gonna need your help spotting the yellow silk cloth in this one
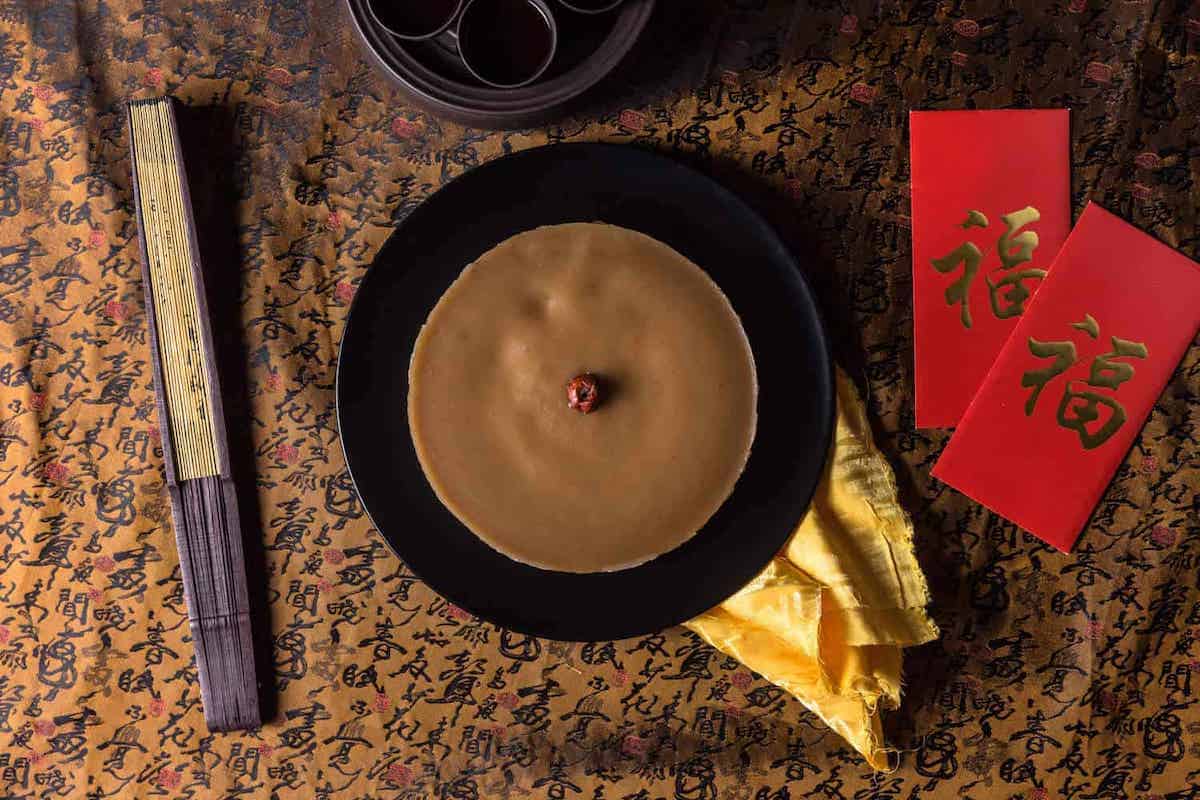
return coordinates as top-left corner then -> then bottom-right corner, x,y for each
685,367 -> 939,770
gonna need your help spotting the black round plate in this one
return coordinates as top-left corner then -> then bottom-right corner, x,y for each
337,144 -> 834,641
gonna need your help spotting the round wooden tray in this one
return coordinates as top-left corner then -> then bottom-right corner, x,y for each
343,0 -> 655,129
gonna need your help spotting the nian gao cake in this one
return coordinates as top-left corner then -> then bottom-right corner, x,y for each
408,223 -> 757,572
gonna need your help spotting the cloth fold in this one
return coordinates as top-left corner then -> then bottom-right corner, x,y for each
686,367 -> 939,769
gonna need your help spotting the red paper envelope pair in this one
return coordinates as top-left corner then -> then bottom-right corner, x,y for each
932,204 -> 1200,551
913,111 -> 1200,551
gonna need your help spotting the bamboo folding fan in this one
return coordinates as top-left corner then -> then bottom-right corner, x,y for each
127,97 -> 259,731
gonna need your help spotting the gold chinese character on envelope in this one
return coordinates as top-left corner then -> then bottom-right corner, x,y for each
931,206 -> 1047,329
1021,313 -> 1149,450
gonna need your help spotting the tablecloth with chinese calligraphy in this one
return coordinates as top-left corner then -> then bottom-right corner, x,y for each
1,1 -> 1198,798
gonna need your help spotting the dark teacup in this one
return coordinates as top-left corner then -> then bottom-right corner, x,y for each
367,0 -> 465,40
457,0 -> 558,89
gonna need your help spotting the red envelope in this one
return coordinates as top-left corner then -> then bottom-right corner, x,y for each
933,204 -> 1200,552
911,109 -> 1071,428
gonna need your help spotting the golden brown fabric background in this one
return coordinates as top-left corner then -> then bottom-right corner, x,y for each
0,1 -> 1198,798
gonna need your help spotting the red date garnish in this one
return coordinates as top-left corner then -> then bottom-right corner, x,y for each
566,373 -> 600,414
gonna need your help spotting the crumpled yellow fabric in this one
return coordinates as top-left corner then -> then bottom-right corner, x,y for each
685,367 -> 939,770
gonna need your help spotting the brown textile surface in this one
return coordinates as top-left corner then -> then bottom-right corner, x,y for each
0,1 -> 1198,798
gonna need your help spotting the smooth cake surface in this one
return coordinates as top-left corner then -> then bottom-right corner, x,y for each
408,223 -> 757,572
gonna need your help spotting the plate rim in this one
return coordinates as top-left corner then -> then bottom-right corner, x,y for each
336,142 -> 835,640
